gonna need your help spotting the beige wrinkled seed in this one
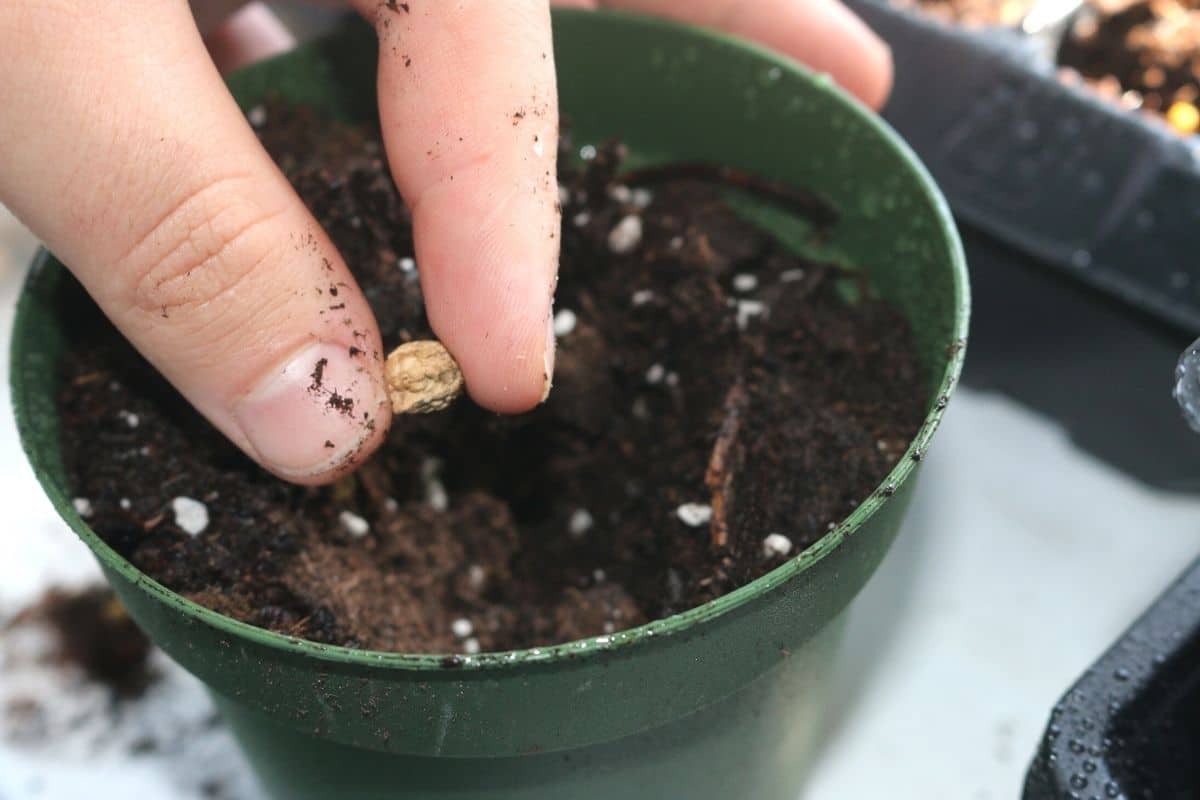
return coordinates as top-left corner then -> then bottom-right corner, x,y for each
385,341 -> 464,414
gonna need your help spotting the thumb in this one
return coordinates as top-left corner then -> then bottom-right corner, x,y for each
0,2 -> 390,484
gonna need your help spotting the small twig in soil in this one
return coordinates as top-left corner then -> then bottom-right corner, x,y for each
705,380 -> 749,550
71,371 -> 109,386
619,163 -> 838,230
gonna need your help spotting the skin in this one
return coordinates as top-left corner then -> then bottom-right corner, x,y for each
0,0 -> 891,485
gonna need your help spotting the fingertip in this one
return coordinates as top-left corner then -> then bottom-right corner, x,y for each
852,28 -> 894,111
204,2 -> 295,75
443,302 -> 555,415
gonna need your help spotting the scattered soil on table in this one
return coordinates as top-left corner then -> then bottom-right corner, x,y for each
56,100 -> 928,654
5,586 -> 153,697
1060,0 -> 1200,134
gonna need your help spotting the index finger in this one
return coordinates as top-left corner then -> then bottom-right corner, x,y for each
601,0 -> 893,109
354,0 -> 560,413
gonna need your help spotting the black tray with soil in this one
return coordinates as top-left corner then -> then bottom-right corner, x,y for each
847,0 -> 1200,495
847,0 -> 1200,335
55,101 -> 928,655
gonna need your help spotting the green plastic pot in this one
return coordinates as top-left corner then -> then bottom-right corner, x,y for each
11,10 -> 968,800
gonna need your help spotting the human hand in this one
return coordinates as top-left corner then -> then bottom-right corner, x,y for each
0,0 -> 890,485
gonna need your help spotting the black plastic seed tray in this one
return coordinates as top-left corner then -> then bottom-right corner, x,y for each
1023,555 -> 1200,799
845,0 -> 1200,491
846,0 -> 1200,333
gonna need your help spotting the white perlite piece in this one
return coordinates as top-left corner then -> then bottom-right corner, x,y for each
666,568 -> 685,603
421,458 -> 449,512
339,510 -> 370,539
398,257 -> 416,273
568,508 -> 594,538
736,300 -> 768,331
608,185 -> 632,204
780,268 -> 806,283
172,497 -> 209,537
572,211 -> 591,227
631,396 -> 649,420
669,235 -> 684,251
451,618 -> 474,639
463,637 -> 481,655
467,564 -> 487,589
645,363 -> 665,385
247,105 -> 267,127
676,503 -> 713,527
732,273 -> 759,293
553,309 -> 577,337
607,215 -> 643,255
72,498 -> 93,518
579,144 -> 597,160
762,533 -> 794,558
385,340 -> 464,414
118,410 -> 139,428
119,498 -> 131,511
631,187 -> 653,209
631,289 -> 655,307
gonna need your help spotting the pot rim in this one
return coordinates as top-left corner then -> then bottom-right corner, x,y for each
12,8 -> 969,675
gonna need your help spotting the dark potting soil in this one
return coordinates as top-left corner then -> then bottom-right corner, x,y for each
1060,0 -> 1200,133
56,101 -> 928,654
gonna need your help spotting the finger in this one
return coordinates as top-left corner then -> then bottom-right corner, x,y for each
191,0 -> 252,36
600,0 -> 893,109
0,1 -> 389,484
351,0 -> 560,413
204,2 -> 295,74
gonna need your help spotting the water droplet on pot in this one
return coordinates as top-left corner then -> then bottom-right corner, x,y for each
1070,774 -> 1088,790
1104,780 -> 1120,797
1113,667 -> 1130,681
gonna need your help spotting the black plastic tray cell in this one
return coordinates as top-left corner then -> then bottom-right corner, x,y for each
960,224 -> 1200,492
847,0 -> 1200,333
1024,557 -> 1200,799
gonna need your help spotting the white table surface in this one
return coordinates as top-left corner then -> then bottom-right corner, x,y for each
0,203 -> 1197,800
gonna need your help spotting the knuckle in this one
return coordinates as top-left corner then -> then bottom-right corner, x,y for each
117,175 -> 285,317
